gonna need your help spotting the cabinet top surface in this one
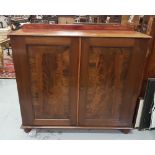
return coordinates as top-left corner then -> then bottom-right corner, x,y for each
9,24 -> 151,39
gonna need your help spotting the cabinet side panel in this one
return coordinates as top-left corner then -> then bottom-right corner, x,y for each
141,49 -> 155,96
10,36 -> 34,125
119,39 -> 149,123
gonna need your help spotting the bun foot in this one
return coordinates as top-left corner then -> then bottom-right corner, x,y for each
24,128 -> 32,133
120,129 -> 130,134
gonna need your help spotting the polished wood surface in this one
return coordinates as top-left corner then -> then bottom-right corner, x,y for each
11,36 -> 79,126
140,17 -> 155,96
22,24 -> 135,31
79,38 -> 148,127
9,24 -> 151,38
21,125 -> 132,130
10,24 -> 150,132
146,50 -> 155,77
11,36 -> 34,125
28,46 -> 71,119
27,38 -> 79,126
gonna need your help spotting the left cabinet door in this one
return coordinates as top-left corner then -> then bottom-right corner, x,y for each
11,36 -> 79,126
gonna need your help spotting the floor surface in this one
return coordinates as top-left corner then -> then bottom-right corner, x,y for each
0,79 -> 155,140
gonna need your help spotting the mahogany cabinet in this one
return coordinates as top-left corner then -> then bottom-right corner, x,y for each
140,17 -> 155,96
9,24 -> 150,133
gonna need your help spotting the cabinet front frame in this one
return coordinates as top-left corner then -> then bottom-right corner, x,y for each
11,36 -> 79,126
11,36 -> 149,128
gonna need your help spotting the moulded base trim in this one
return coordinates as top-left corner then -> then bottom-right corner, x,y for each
21,125 -> 132,130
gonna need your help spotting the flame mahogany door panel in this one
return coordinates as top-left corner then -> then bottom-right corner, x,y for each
78,38 -> 148,127
11,36 -> 79,126
11,35 -> 149,129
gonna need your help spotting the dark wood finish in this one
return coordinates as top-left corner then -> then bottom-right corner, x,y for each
120,129 -> 130,134
9,24 -> 150,39
24,128 -> 32,133
9,24 -> 150,133
141,17 -> 155,96
145,50 -> 155,78
21,125 -> 132,130
11,36 -> 79,126
79,38 -> 148,127
22,23 -> 135,31
11,36 -> 34,125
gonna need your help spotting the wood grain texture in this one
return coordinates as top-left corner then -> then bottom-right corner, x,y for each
140,17 -> 155,96
145,50 -> 155,77
11,36 -> 79,126
79,38 -> 148,127
141,50 -> 155,96
22,24 -> 135,31
10,36 -> 34,126
9,24 -> 151,38
28,46 -> 71,119
10,25 -> 150,131
28,38 -> 79,126
21,125 -> 132,130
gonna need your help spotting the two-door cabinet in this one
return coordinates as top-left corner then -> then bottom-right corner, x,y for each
9,24 -> 151,133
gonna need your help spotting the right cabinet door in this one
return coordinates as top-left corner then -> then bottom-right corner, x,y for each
79,38 -> 148,127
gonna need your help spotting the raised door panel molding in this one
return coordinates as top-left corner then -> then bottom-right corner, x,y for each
27,42 -> 79,126
79,38 -> 148,127
28,46 -> 71,119
11,37 -> 79,126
